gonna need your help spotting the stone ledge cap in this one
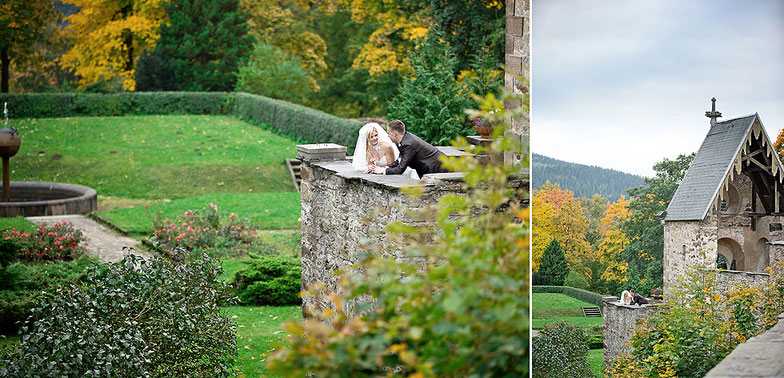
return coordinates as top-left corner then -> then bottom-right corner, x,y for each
297,143 -> 347,162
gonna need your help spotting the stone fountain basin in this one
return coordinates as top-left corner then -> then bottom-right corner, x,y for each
0,181 -> 97,218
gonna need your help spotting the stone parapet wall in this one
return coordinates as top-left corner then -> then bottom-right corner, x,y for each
714,269 -> 769,292
707,312 -> 784,377
298,144 -> 529,315
603,300 -> 662,366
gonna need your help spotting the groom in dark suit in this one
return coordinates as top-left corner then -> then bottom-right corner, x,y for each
366,120 -> 447,178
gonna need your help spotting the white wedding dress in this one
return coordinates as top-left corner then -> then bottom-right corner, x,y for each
353,123 -> 419,180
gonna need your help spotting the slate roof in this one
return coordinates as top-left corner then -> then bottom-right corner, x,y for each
665,114 -> 761,221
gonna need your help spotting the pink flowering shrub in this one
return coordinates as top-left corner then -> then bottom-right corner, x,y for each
4,222 -> 88,262
150,203 -> 258,257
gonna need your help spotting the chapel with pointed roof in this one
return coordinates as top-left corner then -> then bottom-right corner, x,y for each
662,100 -> 784,294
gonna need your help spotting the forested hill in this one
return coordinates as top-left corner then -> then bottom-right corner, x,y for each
532,154 -> 645,201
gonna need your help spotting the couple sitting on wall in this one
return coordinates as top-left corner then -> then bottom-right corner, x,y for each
620,289 -> 649,306
352,120 -> 448,180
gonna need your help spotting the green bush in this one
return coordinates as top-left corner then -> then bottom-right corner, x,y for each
134,50 -> 180,91
0,251 -> 237,377
237,42 -> 312,103
0,92 -> 234,118
234,92 -> 362,154
532,285 -> 604,308
0,255 -> 100,334
564,270 -> 590,290
533,321 -> 594,378
562,286 -> 604,308
231,255 -> 301,306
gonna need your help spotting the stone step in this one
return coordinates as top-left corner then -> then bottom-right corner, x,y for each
582,306 -> 602,317
286,158 -> 302,192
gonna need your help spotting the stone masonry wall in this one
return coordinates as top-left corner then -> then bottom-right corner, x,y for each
505,0 -> 530,166
663,220 -> 716,295
603,299 -> 662,366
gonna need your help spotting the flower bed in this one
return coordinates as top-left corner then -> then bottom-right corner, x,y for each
4,222 -> 88,262
150,203 -> 258,258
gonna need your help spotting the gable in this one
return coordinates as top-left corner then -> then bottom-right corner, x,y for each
665,114 -> 784,221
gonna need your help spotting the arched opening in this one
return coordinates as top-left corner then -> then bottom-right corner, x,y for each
721,183 -> 741,214
718,238 -> 744,271
753,237 -> 770,272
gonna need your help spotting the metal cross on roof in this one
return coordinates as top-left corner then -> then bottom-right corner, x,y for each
705,97 -> 722,125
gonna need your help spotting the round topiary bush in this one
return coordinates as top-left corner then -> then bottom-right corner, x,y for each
533,321 -> 594,378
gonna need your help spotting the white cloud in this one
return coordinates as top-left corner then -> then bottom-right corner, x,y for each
532,0 -> 784,177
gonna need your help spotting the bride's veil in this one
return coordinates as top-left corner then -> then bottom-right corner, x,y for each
352,123 -> 399,171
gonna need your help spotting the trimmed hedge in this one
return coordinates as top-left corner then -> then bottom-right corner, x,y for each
0,92 -> 235,118
533,285 -> 604,308
234,92 -> 361,154
0,92 -> 361,153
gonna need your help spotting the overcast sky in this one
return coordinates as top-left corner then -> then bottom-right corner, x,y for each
531,0 -> 784,177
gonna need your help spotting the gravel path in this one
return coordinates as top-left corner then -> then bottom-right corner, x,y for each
26,215 -> 151,263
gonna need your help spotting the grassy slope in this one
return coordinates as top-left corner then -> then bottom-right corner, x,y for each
7,115 -> 297,199
97,192 -> 301,234
532,293 -> 603,329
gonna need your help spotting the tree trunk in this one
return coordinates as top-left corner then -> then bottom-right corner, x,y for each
1,46 -> 9,93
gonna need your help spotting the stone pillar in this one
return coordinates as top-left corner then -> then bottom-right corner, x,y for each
603,301 -> 662,366
505,0 -> 530,166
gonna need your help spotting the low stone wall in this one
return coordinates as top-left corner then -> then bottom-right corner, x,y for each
715,269 -> 769,292
603,298 -> 662,366
706,312 -> 784,377
297,143 -> 527,315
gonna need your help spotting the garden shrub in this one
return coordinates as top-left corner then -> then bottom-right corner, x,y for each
0,250 -> 237,377
234,92 -> 362,154
562,286 -> 604,308
0,254 -> 100,334
0,92 -> 234,118
4,222 -> 88,262
565,269 -> 590,290
231,255 -> 301,305
236,42 -> 312,103
533,321 -> 594,378
267,91 -> 529,376
134,50 -> 180,91
150,203 -> 257,259
608,260 -> 784,377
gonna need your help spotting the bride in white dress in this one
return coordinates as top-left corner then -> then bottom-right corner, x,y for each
352,123 -> 419,179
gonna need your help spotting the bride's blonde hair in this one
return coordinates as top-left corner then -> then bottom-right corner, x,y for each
366,127 -> 379,164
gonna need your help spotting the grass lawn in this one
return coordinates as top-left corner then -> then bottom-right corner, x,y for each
7,115 -> 298,199
588,348 -> 604,377
96,192 -> 301,235
224,305 -> 301,377
0,216 -> 38,233
533,293 -> 602,323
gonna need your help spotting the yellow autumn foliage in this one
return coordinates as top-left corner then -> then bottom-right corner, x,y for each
60,0 -> 168,91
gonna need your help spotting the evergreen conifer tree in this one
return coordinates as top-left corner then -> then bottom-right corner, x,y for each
386,31 -> 473,146
154,0 -> 252,91
539,239 -> 569,286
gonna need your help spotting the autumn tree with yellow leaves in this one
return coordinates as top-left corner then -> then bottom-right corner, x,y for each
531,181 -> 591,277
0,0 -> 57,93
60,0 -> 168,91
